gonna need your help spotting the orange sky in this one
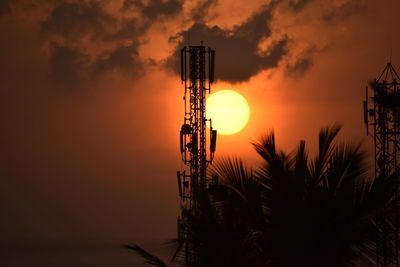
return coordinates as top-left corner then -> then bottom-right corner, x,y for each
0,0 -> 399,265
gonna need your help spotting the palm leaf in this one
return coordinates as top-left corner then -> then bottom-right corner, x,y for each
310,123 -> 342,185
124,244 -> 169,267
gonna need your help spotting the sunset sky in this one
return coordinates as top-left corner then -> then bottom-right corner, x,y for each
1,0 -> 399,265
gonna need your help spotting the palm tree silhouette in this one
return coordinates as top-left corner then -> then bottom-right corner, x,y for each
128,125 -> 397,267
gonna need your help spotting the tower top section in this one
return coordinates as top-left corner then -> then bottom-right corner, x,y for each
180,45 -> 215,85
371,62 -> 400,109
377,62 -> 400,82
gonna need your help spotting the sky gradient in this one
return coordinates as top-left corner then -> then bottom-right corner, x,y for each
1,0 -> 400,265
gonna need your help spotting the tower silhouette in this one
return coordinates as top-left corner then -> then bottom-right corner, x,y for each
176,44 -> 217,266
364,62 -> 400,266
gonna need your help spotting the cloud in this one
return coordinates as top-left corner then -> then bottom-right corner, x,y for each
191,0 -> 218,23
105,17 -> 146,41
286,57 -> 313,77
323,0 -> 365,23
167,6 -> 288,83
122,0 -> 183,19
41,0 -> 357,87
285,46 -> 316,78
287,0 -> 312,11
40,0 -> 186,87
41,1 -> 115,41
41,1 -> 147,86
92,42 -> 143,75
49,42 -> 89,87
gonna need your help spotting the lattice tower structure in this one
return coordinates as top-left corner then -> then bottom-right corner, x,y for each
176,45 -> 217,266
364,62 -> 400,266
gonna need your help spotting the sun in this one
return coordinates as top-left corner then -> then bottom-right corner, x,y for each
206,90 -> 250,135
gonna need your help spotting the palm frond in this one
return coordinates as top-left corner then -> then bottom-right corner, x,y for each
210,156 -> 256,200
252,132 -> 277,163
252,132 -> 291,188
124,244 -> 169,267
210,156 -> 266,227
310,123 -> 342,184
325,142 -> 367,196
290,139 -> 310,188
164,238 -> 184,264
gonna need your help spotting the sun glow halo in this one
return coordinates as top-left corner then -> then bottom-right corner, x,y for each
206,90 -> 250,135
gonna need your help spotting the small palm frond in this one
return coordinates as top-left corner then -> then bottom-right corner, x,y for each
310,123 -> 342,184
252,132 -> 277,163
325,142 -> 367,197
291,139 -> 310,186
318,123 -> 342,157
210,156 -> 267,228
164,238 -> 184,264
210,156 -> 255,201
124,244 -> 169,267
252,132 -> 291,187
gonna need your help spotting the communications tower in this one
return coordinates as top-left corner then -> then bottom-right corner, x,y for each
176,44 -> 217,266
364,62 -> 400,266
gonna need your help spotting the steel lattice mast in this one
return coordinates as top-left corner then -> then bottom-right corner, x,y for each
364,62 -> 400,266
176,44 -> 217,266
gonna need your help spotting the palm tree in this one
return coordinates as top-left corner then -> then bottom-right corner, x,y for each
209,124 -> 397,266
130,125 -> 397,266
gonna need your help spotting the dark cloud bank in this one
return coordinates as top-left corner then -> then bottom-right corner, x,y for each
41,0 -> 184,87
40,0 -> 292,86
38,0 -> 361,87
167,5 -> 288,83
49,43 -> 89,87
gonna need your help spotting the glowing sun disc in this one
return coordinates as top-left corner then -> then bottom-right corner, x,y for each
206,90 -> 250,135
